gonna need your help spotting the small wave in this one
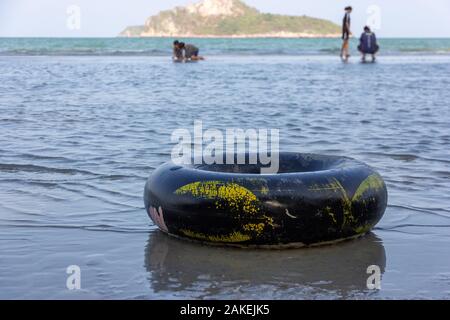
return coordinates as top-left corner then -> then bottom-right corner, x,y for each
0,203 -> 45,216
0,163 -> 99,176
360,152 -> 419,162
69,180 -> 141,199
399,48 -> 450,54
433,171 -> 450,178
96,174 -> 144,180
0,118 -> 26,123
319,48 -> 341,54
15,153 -> 72,161
376,224 -> 450,230
57,184 -> 142,209
388,204 -> 450,219
0,49 -> 169,57
0,178 -> 61,187
0,223 -> 151,234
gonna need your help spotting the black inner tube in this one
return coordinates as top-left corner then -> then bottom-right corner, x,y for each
144,153 -> 388,248
189,153 -> 350,174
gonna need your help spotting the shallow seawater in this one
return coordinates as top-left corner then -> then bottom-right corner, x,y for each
0,55 -> 450,299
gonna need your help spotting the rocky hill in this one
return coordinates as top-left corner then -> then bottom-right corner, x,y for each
119,0 -> 341,38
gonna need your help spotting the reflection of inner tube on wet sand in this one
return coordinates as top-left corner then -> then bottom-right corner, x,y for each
145,231 -> 386,296
144,153 -> 388,248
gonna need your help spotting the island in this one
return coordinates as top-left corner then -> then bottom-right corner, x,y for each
119,0 -> 341,38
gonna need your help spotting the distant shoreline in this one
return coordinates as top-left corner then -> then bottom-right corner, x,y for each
119,33 -> 342,39
2,36 -> 450,40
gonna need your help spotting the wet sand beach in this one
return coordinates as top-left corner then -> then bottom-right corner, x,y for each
1,43 -> 450,299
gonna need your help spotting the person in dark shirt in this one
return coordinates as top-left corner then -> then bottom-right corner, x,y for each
358,26 -> 380,62
341,6 -> 353,61
178,42 -> 204,61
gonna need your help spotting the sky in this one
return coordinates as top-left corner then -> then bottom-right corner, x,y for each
0,0 -> 450,38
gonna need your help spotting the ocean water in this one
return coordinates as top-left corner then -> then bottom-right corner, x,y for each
1,37 -> 450,56
0,38 -> 450,299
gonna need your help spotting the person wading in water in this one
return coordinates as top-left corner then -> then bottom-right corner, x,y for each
341,6 -> 353,62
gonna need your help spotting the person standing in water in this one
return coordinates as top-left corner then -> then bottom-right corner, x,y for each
341,6 -> 353,61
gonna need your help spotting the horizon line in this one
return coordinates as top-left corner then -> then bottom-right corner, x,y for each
1,36 -> 450,39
